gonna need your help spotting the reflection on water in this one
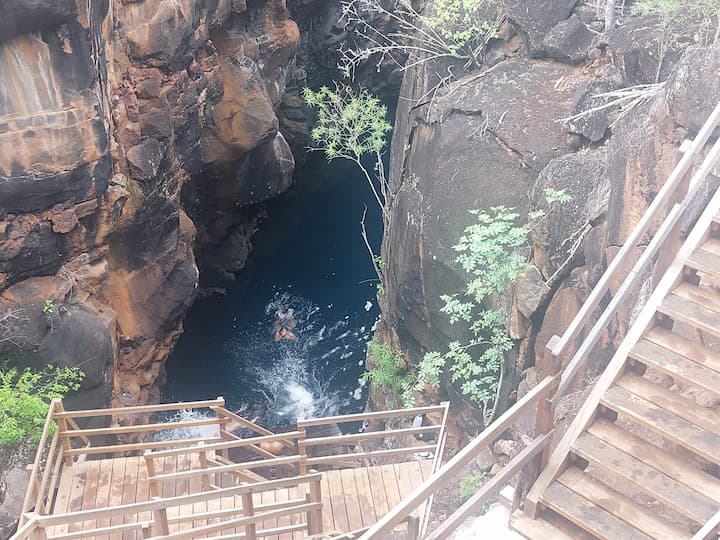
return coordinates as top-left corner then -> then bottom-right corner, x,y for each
164,156 -> 382,428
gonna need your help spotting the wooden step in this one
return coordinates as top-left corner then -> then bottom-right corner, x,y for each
510,509 -> 580,540
686,248 -> 720,278
616,373 -> 720,437
674,281 -> 720,314
658,293 -> 720,339
556,467 -> 691,539
700,237 -> 720,258
571,431 -> 716,524
632,329 -> 720,396
588,419 -> 720,503
542,481 -> 653,540
601,385 -> 720,466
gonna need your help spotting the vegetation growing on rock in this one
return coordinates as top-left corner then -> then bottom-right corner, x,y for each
0,366 -> 83,446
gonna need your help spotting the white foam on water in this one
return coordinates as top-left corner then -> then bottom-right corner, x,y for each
154,409 -> 219,441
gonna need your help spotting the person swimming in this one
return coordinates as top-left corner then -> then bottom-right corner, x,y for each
274,308 -> 298,342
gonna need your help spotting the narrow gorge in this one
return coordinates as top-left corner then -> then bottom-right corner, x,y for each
2,0 -> 720,535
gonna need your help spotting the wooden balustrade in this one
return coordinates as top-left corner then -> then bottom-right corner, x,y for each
359,376 -> 557,539
542,100 -> 720,400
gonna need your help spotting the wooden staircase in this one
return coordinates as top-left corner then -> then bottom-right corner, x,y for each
512,195 -> 720,538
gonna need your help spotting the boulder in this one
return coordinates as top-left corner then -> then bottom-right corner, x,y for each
126,0 -> 200,67
244,132 -> 295,204
565,80 -> 616,142
208,57 -> 278,155
665,44 -> 720,132
543,14 -> 595,64
503,0 -> 579,57
514,265 -> 550,319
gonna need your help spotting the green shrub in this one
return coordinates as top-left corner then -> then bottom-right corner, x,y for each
633,0 -> 720,32
459,473 -> 486,500
364,340 -> 415,407
416,190 -> 570,423
0,365 -> 84,446
423,0 -> 496,57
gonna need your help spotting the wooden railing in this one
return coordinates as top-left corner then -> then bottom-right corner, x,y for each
296,403 -> 449,473
17,397 -> 288,527
359,376 -> 558,539
144,431 -> 306,494
693,509 -> 720,540
19,473 -> 323,540
542,100 -> 720,401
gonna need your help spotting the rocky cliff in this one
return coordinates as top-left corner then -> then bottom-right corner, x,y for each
376,0 -> 720,431
0,0 -> 302,409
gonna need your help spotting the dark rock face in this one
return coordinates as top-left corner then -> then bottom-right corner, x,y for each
665,44 -> 720,132
379,5 -> 716,433
503,0 -> 579,57
0,0 -> 76,41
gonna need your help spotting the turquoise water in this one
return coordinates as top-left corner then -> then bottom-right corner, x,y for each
163,155 -> 383,428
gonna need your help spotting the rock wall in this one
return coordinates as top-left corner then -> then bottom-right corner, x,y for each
377,0 -> 720,431
0,0 -> 301,409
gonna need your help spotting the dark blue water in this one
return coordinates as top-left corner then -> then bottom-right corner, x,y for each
163,155 -> 382,428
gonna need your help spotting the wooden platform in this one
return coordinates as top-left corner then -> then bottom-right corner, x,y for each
48,455 -> 434,539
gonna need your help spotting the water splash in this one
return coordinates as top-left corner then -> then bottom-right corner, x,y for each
154,409 -> 219,441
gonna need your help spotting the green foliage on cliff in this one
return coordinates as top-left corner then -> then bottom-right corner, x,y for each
415,190 -> 570,422
363,340 -> 415,408
0,365 -> 84,446
633,0 -> 720,36
302,85 -> 392,162
423,0 -> 496,57
303,83 -> 392,281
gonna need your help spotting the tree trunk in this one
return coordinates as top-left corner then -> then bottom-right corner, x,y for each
605,0 -> 616,31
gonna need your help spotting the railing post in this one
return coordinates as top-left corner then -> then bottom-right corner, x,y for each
297,426 -> 308,475
241,492 -> 257,540
306,477 -> 323,535
152,500 -> 170,536
145,455 -> 161,498
198,442 -> 211,491
55,401 -> 73,466
406,516 -> 420,540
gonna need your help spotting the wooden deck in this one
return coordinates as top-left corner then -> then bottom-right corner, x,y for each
48,456 -> 434,539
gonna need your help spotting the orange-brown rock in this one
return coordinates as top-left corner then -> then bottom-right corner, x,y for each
0,0 -> 302,414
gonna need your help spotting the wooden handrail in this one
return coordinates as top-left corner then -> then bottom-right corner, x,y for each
359,376 -> 557,538
146,430 -> 303,458
299,424 -> 441,447
692,509 -> 720,540
304,444 -> 438,467
547,100 -> 720,364
424,432 -> 552,540
31,473 -> 321,526
62,436 -> 224,456
550,105 -> 720,400
150,454 -> 302,482
19,399 -> 61,525
59,416 -> 229,437
296,403 -> 448,427
52,398 -> 226,418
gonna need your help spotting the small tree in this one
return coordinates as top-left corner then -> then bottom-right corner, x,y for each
339,0 -> 498,79
0,365 -> 84,446
413,190 -> 570,423
303,84 -> 393,280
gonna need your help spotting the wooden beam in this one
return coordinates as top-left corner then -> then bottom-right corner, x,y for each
53,398 -> 226,419
296,404 -> 448,427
